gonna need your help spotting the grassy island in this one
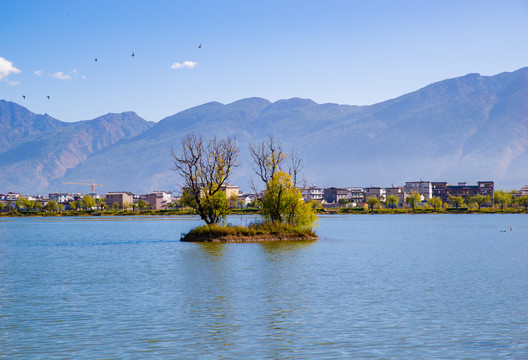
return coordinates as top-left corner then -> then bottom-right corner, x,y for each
173,135 -> 318,243
181,222 -> 317,242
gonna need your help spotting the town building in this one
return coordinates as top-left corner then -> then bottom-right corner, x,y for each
385,186 -> 406,204
146,191 -> 172,210
432,181 -> 494,202
364,187 -> 386,201
301,186 -> 324,202
520,185 -> 528,196
347,187 -> 365,204
48,193 -> 72,203
220,184 -> 240,198
323,187 -> 350,203
406,181 -> 433,200
105,192 -> 134,207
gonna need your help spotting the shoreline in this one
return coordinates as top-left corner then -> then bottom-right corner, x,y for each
1,209 -> 527,218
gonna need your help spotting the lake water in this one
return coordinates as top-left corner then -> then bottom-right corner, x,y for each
0,214 -> 527,359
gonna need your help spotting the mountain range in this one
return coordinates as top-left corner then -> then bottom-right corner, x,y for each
1,67 -> 527,195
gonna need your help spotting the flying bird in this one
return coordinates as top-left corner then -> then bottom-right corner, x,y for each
22,95 -> 25,99
94,58 -> 98,62
131,52 -> 135,58
47,96 -> 50,99
198,43 -> 202,48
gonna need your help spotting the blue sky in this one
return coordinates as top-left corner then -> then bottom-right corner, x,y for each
1,0 -> 528,122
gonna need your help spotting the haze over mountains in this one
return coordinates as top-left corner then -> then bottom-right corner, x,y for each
1,67 -> 527,194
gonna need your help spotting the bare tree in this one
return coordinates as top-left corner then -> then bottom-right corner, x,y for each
288,149 -> 303,188
249,135 -> 287,185
170,134 -> 238,225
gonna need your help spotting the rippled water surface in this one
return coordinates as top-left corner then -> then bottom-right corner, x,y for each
1,214 -> 527,359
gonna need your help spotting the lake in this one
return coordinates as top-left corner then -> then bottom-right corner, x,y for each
0,214 -> 527,359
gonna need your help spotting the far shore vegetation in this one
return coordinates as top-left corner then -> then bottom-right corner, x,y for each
1,189 -> 527,218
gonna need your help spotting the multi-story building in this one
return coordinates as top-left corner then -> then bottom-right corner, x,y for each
431,181 -> 494,202
48,193 -> 72,203
301,186 -> 324,202
385,186 -> 406,204
146,191 -> 172,210
106,192 -> 134,208
220,184 -> 240,198
347,187 -> 365,204
406,181 -> 432,200
364,187 -> 386,201
477,181 -> 494,198
520,185 -> 528,196
323,187 -> 350,203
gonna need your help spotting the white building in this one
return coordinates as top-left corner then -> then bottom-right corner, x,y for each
405,181 -> 432,200
301,186 -> 324,202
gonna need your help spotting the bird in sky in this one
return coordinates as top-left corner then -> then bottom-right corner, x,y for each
22,95 -> 25,99
131,52 -> 135,58
47,96 -> 50,99
198,43 -> 201,48
94,58 -> 98,62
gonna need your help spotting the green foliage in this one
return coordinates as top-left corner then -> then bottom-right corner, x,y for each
137,199 -> 148,211
494,190 -> 512,210
182,221 -> 317,241
428,196 -> 443,211
338,198 -> 349,205
366,196 -> 380,210
45,201 -> 59,212
81,195 -> 96,210
385,194 -> 399,209
405,192 -> 421,210
449,195 -> 464,209
469,194 -> 489,210
260,171 -> 317,230
518,195 -> 528,210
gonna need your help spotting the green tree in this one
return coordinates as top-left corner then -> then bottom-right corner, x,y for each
15,198 -> 24,212
518,195 -> 528,210
338,198 -> 349,205
386,194 -> 399,210
428,196 -> 442,211
69,200 -> 79,211
95,198 -> 106,211
0,202 -> 5,213
137,200 -> 148,211
405,192 -> 421,210
367,196 -> 380,210
45,200 -> 58,213
32,200 -> 43,212
81,195 -> 96,210
228,193 -> 240,209
494,190 -> 512,210
449,195 -> 464,209
250,137 -> 316,230
469,194 -> 488,210
260,171 -> 316,229
170,134 -> 239,225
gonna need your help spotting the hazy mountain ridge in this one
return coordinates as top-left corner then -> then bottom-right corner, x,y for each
1,67 -> 527,194
0,109 -> 153,192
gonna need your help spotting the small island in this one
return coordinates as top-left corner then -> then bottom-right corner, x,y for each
172,135 -> 318,242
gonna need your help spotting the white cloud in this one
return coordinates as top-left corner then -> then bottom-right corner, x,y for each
7,80 -> 19,86
171,61 -> 198,69
52,71 -> 71,80
71,69 -> 78,75
82,75 -> 87,80
34,70 -> 43,76
0,57 -> 22,80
